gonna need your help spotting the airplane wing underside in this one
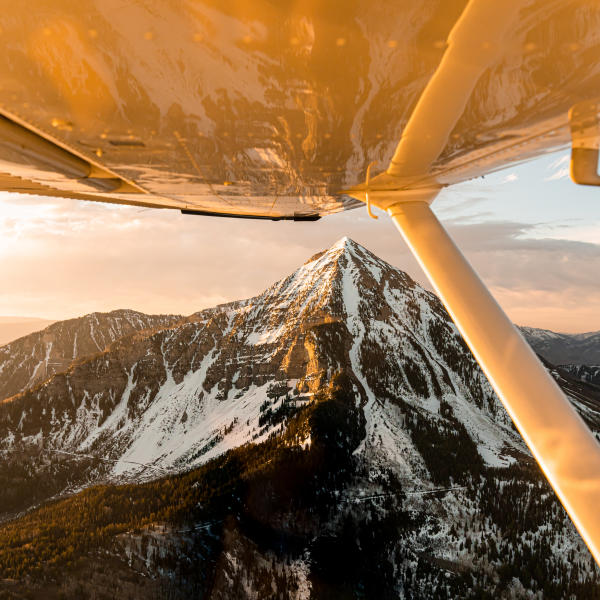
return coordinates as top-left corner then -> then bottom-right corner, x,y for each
0,0 -> 599,218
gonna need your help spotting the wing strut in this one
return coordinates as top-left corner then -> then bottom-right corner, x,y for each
387,198 -> 600,565
348,0 -> 600,563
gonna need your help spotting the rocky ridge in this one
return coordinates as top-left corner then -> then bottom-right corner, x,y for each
560,364 -> 600,388
0,309 -> 182,402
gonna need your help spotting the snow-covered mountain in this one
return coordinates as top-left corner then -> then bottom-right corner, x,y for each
0,238 -> 526,482
519,326 -> 600,365
0,309 -> 182,402
1,239 -> 599,598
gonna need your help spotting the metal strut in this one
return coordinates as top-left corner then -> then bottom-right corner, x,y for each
387,199 -> 600,566
347,0 -> 600,563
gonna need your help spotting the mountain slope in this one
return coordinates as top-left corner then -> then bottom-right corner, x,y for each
0,309 -> 182,402
560,363 -> 600,387
0,239 -> 599,598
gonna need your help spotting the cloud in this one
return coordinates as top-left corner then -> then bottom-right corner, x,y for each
445,220 -> 600,332
548,154 -> 569,170
500,173 -> 518,183
545,167 -> 569,181
0,195 -> 420,320
545,154 -> 570,181
1,193 -> 599,333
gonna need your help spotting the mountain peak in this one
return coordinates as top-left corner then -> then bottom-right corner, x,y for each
302,237 -> 360,266
331,235 -> 352,249
329,236 -> 364,255
298,237 -> 417,300
303,237 -> 370,266
1,239 -> 597,600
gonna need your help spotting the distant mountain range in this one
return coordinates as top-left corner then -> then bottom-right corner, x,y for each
0,309 -> 182,402
4,306 -> 598,374
519,326 -> 600,366
0,238 -> 598,599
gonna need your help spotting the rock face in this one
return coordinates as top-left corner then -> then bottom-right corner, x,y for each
1,239 -> 599,599
520,326 -> 600,365
560,363 -> 600,388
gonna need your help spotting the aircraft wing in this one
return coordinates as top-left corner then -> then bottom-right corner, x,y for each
0,0 -> 598,218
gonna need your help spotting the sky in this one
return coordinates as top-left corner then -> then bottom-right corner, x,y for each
1,149 -> 599,333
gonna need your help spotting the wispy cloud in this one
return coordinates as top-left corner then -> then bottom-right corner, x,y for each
0,195 -> 420,320
548,154 -> 569,170
546,167 -> 569,181
1,190 -> 600,333
545,154 -> 570,181
446,220 -> 600,332
501,173 -> 518,183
